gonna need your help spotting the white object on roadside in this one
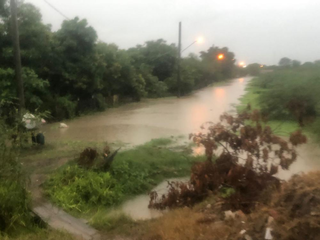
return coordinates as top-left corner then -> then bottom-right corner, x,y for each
60,123 -> 69,128
224,210 -> 236,219
265,227 -> 273,240
240,229 -> 246,235
22,113 -> 46,130
245,235 -> 252,240
22,113 -> 37,129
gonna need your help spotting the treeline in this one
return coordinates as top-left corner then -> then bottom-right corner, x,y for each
240,57 -> 320,77
0,2 -> 237,120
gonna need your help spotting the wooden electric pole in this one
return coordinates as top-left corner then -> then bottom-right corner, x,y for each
177,22 -> 181,98
10,0 -> 25,114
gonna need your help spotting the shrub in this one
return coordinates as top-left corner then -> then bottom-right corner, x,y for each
43,164 -> 123,212
0,148 -> 32,234
255,69 -> 320,125
93,93 -> 107,111
149,111 -> 307,213
54,96 -> 77,120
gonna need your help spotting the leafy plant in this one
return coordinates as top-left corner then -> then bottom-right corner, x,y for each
0,143 -> 32,234
149,110 -> 307,212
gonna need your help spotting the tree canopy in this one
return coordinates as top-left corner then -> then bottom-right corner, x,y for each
0,1 -> 237,120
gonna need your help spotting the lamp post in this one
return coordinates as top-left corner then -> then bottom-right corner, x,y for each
177,22 -> 182,98
177,22 -> 203,97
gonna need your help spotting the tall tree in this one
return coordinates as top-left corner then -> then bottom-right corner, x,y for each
48,17 -> 103,99
292,60 -> 301,68
279,57 -> 292,67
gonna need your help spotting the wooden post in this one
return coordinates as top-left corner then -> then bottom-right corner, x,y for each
177,22 -> 181,98
10,0 -> 25,114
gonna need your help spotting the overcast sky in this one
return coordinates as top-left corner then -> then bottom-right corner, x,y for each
26,0 -> 320,65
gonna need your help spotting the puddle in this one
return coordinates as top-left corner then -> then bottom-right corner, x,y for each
119,177 -> 188,220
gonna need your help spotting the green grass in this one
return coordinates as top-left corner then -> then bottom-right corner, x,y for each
43,138 -> 205,216
237,78 -> 261,112
0,229 -> 74,240
89,211 -> 135,230
238,72 -> 319,139
238,79 -> 299,137
19,140 -> 117,163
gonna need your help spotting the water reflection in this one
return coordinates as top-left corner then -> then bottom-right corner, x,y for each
41,77 -> 252,146
214,88 -> 225,98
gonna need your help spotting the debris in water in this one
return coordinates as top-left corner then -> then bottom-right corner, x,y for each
59,123 -> 68,128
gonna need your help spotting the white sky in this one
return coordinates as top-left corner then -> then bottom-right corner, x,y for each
26,0 -> 320,65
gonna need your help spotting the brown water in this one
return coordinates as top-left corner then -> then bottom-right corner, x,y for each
41,76 -> 320,220
118,177 -> 188,220
41,77 -> 251,145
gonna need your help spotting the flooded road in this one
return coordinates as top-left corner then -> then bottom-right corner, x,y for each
42,77 -> 251,145
39,76 -> 320,220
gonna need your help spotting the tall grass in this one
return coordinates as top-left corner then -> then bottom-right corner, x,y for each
0,121 -> 33,235
239,67 -> 320,138
255,68 -> 320,120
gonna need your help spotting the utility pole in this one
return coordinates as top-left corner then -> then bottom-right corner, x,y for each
177,22 -> 181,98
10,0 -> 25,114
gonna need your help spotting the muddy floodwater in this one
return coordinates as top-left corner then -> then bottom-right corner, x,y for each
119,177 -> 188,220
41,76 -> 320,220
42,77 -> 251,145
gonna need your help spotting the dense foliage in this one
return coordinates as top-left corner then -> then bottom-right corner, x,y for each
0,1 -> 237,120
0,123 -> 33,235
254,67 -> 320,126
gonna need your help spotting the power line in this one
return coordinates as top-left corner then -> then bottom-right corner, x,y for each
43,0 -> 69,20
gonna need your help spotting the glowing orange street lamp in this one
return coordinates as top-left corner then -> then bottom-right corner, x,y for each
217,54 -> 224,60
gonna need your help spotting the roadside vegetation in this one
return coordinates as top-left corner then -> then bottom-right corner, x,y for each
0,1 -> 238,122
43,138 -> 204,216
238,64 -> 320,140
0,122 -> 73,239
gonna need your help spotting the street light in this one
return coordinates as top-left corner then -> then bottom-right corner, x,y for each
239,61 -> 246,67
177,21 -> 204,97
217,54 -> 224,60
181,36 -> 204,53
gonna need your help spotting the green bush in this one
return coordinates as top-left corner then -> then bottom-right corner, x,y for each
0,148 -> 32,234
255,69 -> 320,121
54,96 -> 77,120
43,165 -> 123,212
93,93 -> 107,111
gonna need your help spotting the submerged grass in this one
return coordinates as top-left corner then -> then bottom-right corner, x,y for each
43,138 -> 205,216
